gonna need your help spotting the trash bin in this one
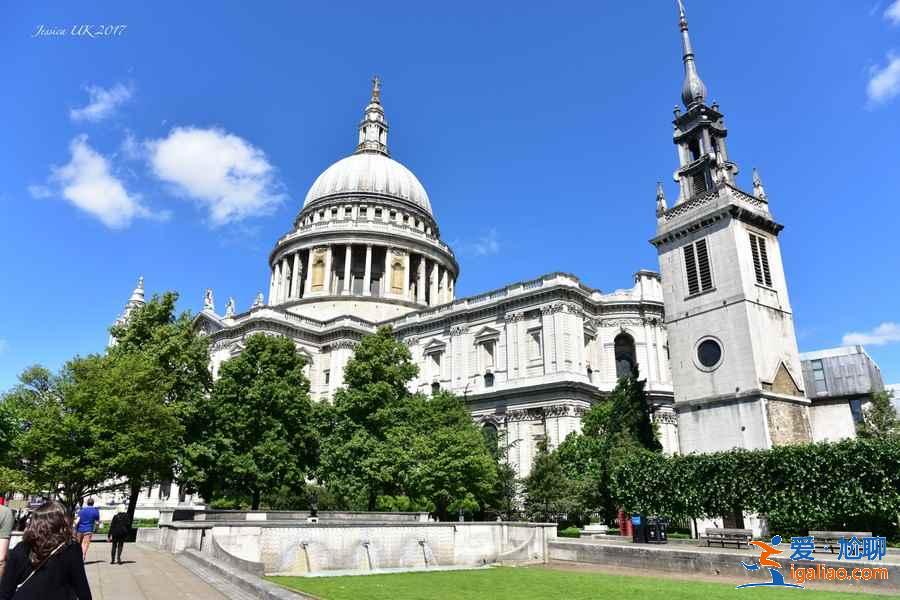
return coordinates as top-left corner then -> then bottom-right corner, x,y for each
631,513 -> 647,544
646,516 -> 669,544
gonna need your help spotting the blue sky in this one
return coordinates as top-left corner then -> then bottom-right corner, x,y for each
2,0 -> 900,389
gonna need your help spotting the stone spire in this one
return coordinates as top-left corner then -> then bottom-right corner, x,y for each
108,276 -> 146,348
677,0 -> 707,109
355,75 -> 390,156
656,182 -> 668,217
752,168 -> 768,201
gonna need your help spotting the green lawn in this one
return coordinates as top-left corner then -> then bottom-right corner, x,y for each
268,566 -> 878,600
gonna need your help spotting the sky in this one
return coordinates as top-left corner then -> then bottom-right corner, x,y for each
1,0 -> 900,390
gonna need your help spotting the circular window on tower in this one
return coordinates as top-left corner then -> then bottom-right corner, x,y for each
694,337 -> 724,372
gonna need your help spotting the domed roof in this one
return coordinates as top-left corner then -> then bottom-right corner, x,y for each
303,152 -> 432,215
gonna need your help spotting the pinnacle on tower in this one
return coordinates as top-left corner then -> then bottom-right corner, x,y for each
656,182 -> 668,217
355,75 -> 390,156
677,0 -> 708,109
752,168 -> 768,201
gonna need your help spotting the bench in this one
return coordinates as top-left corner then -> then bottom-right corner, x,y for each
808,531 -> 873,554
703,528 -> 753,548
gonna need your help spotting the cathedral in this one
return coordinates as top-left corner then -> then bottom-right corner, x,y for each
113,3 -> 854,504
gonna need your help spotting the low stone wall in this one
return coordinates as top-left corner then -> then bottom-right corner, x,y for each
161,508 -> 429,523
549,539 -> 900,593
152,520 -> 555,575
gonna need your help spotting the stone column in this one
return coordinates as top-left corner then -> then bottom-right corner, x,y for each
430,262 -> 439,306
440,268 -> 449,304
384,247 -> 392,297
416,255 -> 426,304
291,252 -> 302,299
272,263 -> 281,305
449,276 -> 454,301
324,246 -> 333,294
268,268 -> 276,305
541,306 -> 557,372
363,244 -> 372,296
505,314 -> 519,379
281,257 -> 291,303
403,252 -> 411,300
304,249 -> 314,294
343,244 -> 352,295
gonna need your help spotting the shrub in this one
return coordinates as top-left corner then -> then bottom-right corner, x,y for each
558,526 -> 581,538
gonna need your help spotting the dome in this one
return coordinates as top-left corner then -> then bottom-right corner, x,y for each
303,152 -> 433,215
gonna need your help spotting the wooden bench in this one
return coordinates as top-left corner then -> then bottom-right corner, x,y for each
703,528 -> 753,548
808,531 -> 872,554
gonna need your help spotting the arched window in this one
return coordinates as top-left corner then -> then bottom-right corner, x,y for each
484,372 -> 495,388
391,260 -> 404,293
482,423 -> 499,459
311,258 -> 325,290
431,381 -> 440,395
614,333 -> 637,380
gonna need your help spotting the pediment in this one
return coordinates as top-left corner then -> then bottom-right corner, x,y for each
423,338 -> 447,353
473,326 -> 501,342
193,312 -> 224,336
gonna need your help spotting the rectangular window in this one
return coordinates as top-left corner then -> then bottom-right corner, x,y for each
812,359 -> 827,394
683,238 -> 713,296
749,233 -> 773,287
324,369 -> 330,385
691,169 -> 708,195
528,329 -> 543,361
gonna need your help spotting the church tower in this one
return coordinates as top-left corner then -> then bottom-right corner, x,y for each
651,1 -> 811,453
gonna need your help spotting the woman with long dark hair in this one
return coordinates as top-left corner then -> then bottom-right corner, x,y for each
0,501 -> 92,599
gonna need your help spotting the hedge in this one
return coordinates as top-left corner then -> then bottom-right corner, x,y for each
609,437 -> 900,534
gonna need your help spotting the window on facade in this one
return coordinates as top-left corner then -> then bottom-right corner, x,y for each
683,238 -> 713,296
318,210 -> 325,219
749,233 -> 773,287
431,381 -> 440,395
484,372 -> 495,387
428,351 -> 442,380
691,169 -> 709,195
528,329 -> 543,361
390,210 -> 397,221
375,208 -> 382,219
403,214 -> 409,224
697,338 -> 722,369
324,369 -> 330,385
331,208 -> 338,218
345,206 -> 352,217
481,340 -> 496,371
812,359 -> 827,395
614,333 -> 636,380
360,206 -> 368,218
391,260 -> 404,293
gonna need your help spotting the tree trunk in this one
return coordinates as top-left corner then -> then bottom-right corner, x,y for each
251,489 -> 261,511
126,480 -> 142,525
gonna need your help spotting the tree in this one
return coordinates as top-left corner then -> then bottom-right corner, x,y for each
318,327 -> 498,518
522,439 -> 571,522
5,364 -> 110,510
106,292 -> 211,520
552,366 -> 661,521
858,391 -> 898,439
183,333 -> 317,509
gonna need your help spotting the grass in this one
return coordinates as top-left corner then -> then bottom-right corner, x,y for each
268,566 -> 879,600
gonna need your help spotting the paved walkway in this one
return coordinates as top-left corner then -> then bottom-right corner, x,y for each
83,542 -> 230,600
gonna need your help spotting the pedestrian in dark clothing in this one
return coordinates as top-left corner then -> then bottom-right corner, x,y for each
0,501 -> 92,600
107,508 -> 131,565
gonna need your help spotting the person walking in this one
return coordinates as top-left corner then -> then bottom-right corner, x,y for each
0,501 -> 92,599
107,507 -> 131,565
0,498 -> 13,578
74,499 -> 100,561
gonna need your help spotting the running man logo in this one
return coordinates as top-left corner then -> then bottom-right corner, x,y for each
736,535 -> 804,590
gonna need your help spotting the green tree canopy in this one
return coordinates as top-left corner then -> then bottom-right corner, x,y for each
183,333 -> 317,510
318,327 -> 498,518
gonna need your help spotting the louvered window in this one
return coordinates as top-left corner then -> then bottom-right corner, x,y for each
683,238 -> 714,296
691,169 -> 709,195
749,233 -> 773,287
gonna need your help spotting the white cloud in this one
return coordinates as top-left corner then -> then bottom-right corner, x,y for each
42,135 -> 161,229
842,322 -> 900,346
455,228 -> 501,257
867,53 -> 900,105
120,130 -> 143,160
146,127 -> 284,226
70,83 -> 133,123
885,0 -> 900,24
